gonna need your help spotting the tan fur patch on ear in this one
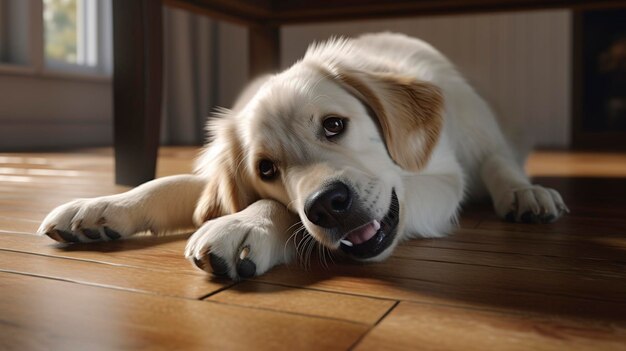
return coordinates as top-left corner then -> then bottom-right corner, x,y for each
193,173 -> 241,226
192,121 -> 252,227
333,69 -> 444,171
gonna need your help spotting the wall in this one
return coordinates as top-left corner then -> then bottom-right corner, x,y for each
0,74 -> 111,151
281,10 -> 572,148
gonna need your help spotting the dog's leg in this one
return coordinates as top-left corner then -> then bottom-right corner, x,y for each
38,175 -> 206,243
402,172 -> 465,240
481,153 -> 568,223
185,199 -> 299,280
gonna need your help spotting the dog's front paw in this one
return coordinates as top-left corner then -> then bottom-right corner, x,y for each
495,185 -> 569,223
185,201 -> 295,280
38,197 -> 135,243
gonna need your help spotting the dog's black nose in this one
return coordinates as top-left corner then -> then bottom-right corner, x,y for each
304,181 -> 353,229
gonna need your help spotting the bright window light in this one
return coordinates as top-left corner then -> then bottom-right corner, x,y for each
44,0 -> 98,68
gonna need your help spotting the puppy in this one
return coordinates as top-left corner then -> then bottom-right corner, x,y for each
39,33 -> 568,280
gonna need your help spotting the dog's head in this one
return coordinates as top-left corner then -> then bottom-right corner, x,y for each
198,62 -> 443,261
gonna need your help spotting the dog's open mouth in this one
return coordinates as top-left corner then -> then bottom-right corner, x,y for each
339,190 -> 399,259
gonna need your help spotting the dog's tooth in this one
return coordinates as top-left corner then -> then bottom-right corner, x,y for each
340,239 -> 353,247
373,220 -> 381,231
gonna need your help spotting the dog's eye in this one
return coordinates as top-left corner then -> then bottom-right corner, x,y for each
323,117 -> 345,138
258,159 -> 278,180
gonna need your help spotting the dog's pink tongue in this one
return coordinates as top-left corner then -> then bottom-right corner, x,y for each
346,220 -> 381,245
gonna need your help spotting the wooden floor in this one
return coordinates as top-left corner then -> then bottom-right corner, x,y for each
1,148 -> 625,350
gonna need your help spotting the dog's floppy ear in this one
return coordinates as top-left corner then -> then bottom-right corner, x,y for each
193,114 -> 256,226
333,69 -> 444,172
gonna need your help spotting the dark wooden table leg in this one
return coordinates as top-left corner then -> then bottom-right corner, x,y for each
248,24 -> 280,78
112,0 -> 163,186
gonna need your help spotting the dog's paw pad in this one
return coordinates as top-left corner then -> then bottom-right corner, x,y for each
103,227 -> 121,240
521,211 -> 537,223
208,253 -> 230,277
185,209 -> 291,281
236,258 -> 256,278
541,213 -> 556,223
82,229 -> 101,240
57,229 -> 80,243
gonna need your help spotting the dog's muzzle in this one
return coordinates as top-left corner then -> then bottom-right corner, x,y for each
339,190 -> 399,259
304,182 -> 400,259
304,181 -> 354,230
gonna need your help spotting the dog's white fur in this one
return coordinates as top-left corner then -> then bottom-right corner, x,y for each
39,33 -> 567,280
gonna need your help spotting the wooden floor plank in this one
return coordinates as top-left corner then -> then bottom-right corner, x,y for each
0,232 -> 199,274
413,227 -> 626,259
527,152 -> 626,178
355,301 -> 626,351
477,213 -> 626,237
208,281 -> 396,325
258,250 -> 626,302
0,250 -> 226,298
0,216 -> 40,234
392,243 -> 626,278
0,272 -> 367,351
256,264 -> 626,324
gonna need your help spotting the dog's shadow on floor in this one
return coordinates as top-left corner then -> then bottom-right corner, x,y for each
242,234 -> 626,325
52,232 -> 191,254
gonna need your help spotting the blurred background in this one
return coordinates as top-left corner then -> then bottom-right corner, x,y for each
0,0 -> 624,151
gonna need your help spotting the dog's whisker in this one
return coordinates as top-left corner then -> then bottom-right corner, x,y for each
305,236 -> 317,270
320,244 -> 331,269
297,235 -> 309,268
327,246 -> 336,266
318,242 -> 330,269
284,223 -> 305,261
304,236 -> 314,269
284,222 -> 304,242
299,235 -> 313,269
317,242 -> 323,268
296,230 -> 312,265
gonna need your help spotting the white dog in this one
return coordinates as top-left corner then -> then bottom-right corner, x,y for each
39,33 -> 568,280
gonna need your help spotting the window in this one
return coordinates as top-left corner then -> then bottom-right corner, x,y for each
0,0 -> 112,77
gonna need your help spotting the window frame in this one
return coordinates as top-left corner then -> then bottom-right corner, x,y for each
0,0 -> 112,81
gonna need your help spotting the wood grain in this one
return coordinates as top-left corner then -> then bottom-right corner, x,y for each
209,281 -> 396,325
256,262 -> 626,324
0,249 -> 226,298
0,232 -> 199,274
355,302 -> 626,351
0,272 -> 367,351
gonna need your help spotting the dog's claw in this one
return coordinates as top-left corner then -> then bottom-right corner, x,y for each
44,230 -> 66,243
103,227 -> 121,240
193,257 -> 206,270
541,214 -> 556,223
520,211 -> 536,223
